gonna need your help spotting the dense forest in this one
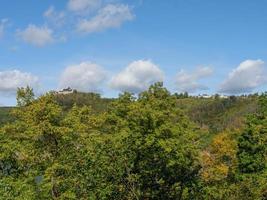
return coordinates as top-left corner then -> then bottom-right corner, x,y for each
0,83 -> 266,199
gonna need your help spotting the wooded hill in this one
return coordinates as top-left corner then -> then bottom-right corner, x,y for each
0,107 -> 13,126
0,91 -> 258,133
0,84 -> 266,199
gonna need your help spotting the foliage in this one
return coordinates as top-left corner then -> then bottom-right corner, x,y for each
185,97 -> 258,133
0,107 -> 13,127
0,84 -> 266,199
102,82 -> 203,199
200,131 -> 237,183
16,86 -> 35,107
53,91 -> 113,113
237,93 -> 267,174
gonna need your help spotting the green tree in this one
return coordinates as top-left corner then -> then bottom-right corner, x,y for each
237,93 -> 267,173
99,82 -> 203,199
16,86 -> 35,107
0,93 -> 79,199
234,93 -> 267,200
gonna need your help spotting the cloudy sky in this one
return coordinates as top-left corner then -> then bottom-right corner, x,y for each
1,0 -> 267,105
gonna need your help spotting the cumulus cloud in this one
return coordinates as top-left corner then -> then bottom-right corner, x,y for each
59,62 -> 107,92
110,60 -> 164,93
67,0 -> 101,13
44,6 -> 65,27
175,67 -> 213,93
77,4 -> 134,33
0,70 -> 39,95
0,18 -> 8,38
219,59 -> 267,94
17,24 -> 54,47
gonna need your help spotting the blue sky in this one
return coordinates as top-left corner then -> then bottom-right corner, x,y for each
1,0 -> 267,105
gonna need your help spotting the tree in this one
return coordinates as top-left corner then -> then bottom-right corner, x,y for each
237,93 -> 267,173
201,132 -> 237,183
234,93 -> 267,199
100,82 -> 203,199
0,93 -> 81,199
16,86 -> 35,107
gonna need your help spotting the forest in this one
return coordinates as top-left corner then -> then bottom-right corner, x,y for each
0,83 -> 266,200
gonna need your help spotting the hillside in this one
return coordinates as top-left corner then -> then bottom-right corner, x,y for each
0,92 -> 113,127
53,91 -> 114,113
0,107 -> 13,126
0,92 -> 258,133
176,96 -> 258,133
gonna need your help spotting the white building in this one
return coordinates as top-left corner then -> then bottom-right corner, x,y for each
57,87 -> 74,95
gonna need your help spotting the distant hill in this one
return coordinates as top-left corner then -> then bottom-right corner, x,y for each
0,107 -> 13,126
176,96 -> 258,133
53,91 -> 114,113
0,93 -> 259,133
0,92 -> 114,127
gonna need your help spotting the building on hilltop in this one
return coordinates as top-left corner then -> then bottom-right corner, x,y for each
197,94 -> 229,99
57,87 -> 74,95
197,94 -> 212,98
219,94 -> 228,99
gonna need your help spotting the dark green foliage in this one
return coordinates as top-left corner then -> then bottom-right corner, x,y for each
103,83 -> 202,199
237,93 -> 267,173
184,97 -> 258,133
53,91 -> 113,113
0,107 -> 13,126
174,92 -> 189,99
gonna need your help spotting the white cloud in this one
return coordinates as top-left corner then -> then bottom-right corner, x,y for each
0,19 -> 8,38
0,70 -> 39,95
68,0 -> 101,12
44,6 -> 65,27
175,67 -> 213,93
59,62 -> 107,92
77,4 -> 134,33
110,60 -> 164,93
219,59 -> 267,94
17,24 -> 54,47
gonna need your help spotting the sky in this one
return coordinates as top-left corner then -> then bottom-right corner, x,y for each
1,0 -> 267,106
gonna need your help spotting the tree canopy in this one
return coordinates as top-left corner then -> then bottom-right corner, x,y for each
0,84 -> 266,199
